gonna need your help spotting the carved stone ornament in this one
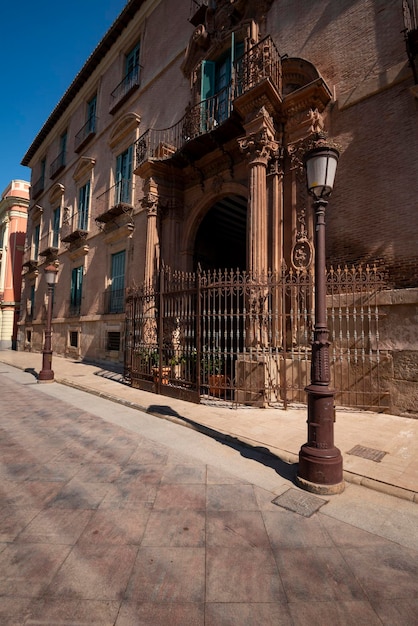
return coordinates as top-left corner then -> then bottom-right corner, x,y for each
291,239 -> 313,270
291,207 -> 313,270
182,0 -> 274,78
142,192 -> 159,217
239,130 -> 278,164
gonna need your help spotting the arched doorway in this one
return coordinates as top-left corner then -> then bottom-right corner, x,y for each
193,194 -> 247,271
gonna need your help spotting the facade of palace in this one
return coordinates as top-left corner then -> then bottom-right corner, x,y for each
19,0 -> 418,416
0,180 -> 30,350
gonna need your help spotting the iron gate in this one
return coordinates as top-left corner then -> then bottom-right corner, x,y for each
124,264 -> 388,410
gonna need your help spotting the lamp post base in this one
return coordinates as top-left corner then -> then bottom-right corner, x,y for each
38,350 -> 55,383
296,472 -> 345,495
297,444 -> 344,494
38,374 -> 55,384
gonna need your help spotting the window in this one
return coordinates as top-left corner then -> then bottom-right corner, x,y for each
110,250 -> 125,313
87,94 -> 97,133
69,330 -> 79,348
115,147 -> 133,204
78,181 -> 90,231
107,331 -> 121,351
52,206 -> 61,248
110,41 -> 140,113
200,37 -> 244,128
33,224 -> 40,260
125,42 -> 140,84
29,284 -> 35,318
70,266 -> 83,315
59,131 -> 67,168
40,158 -> 46,182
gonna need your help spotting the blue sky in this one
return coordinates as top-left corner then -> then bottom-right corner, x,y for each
0,0 -> 128,196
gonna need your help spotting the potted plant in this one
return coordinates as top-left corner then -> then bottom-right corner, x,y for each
202,350 -> 226,398
145,348 -> 171,385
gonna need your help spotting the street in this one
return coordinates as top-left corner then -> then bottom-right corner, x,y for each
1,363 -> 418,625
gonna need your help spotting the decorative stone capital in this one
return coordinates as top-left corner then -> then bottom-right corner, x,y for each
239,105 -> 279,165
238,129 -> 278,165
142,192 -> 159,217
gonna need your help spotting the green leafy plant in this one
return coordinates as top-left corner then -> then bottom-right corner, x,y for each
201,350 -> 224,376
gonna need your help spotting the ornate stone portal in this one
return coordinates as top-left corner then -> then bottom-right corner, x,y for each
136,4 -> 336,405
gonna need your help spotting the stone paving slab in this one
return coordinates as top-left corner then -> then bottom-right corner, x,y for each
1,371 -> 418,624
1,349 -> 418,503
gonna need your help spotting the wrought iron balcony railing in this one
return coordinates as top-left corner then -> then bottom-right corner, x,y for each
61,209 -> 90,244
50,151 -> 66,179
95,179 -> 135,224
74,116 -> 98,153
22,246 -> 38,270
109,65 -> 141,114
38,231 -> 59,257
134,36 -> 281,170
31,176 -> 45,200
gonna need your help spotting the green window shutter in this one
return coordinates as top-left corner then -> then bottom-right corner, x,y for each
87,95 -> 97,132
53,206 -> 60,248
201,60 -> 216,101
125,43 -> 140,77
78,181 -> 90,230
110,250 -> 126,313
71,266 -> 83,311
30,284 -> 35,317
60,132 -> 67,168
33,224 -> 40,260
115,147 -> 132,204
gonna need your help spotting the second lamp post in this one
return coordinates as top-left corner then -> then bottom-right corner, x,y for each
38,264 -> 58,383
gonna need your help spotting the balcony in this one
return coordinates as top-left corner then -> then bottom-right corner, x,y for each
133,36 -> 281,172
61,210 -> 89,245
50,151 -> 66,179
31,176 -> 45,200
95,180 -> 135,227
75,116 -> 97,153
38,231 -> 59,258
103,287 -> 125,314
109,65 -> 140,114
22,247 -> 38,272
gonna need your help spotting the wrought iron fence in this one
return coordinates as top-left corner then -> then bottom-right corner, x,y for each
124,264 -> 388,410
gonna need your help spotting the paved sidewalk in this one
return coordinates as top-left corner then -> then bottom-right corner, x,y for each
1,349 -> 417,502
2,365 -> 418,625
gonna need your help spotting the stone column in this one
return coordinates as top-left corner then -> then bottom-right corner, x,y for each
267,151 -> 284,350
142,181 -> 160,288
239,107 -> 278,277
239,107 -> 278,350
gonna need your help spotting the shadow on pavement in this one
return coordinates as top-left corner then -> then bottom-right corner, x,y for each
147,403 -> 298,484
24,367 -> 39,379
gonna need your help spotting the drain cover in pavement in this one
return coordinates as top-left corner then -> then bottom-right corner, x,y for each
347,445 -> 387,462
272,488 -> 327,517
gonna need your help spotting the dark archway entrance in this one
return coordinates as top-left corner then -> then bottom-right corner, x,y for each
193,194 -> 247,271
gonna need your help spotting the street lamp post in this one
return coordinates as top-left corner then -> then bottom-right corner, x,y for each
38,264 -> 58,384
296,140 -> 345,495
